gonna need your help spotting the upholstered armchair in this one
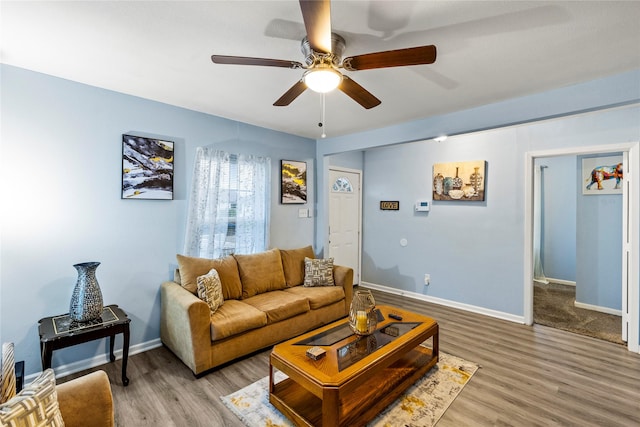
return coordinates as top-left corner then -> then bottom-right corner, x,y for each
1,343 -> 115,427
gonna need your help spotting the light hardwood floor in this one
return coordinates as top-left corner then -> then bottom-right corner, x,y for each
60,288 -> 640,426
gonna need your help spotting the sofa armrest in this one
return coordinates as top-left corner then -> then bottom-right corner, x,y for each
57,370 -> 114,427
160,281 -> 211,375
332,264 -> 354,313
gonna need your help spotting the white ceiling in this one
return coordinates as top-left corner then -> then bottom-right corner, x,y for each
2,1 -> 640,139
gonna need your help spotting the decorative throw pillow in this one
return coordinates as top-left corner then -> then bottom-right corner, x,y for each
1,343 -> 16,404
0,368 -> 65,427
303,257 -> 335,287
197,268 -> 225,314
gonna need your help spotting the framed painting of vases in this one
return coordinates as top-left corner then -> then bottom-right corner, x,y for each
433,160 -> 486,201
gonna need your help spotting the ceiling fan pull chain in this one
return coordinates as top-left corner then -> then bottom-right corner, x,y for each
320,93 -> 327,138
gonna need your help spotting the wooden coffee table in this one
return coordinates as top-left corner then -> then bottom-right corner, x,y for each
269,305 -> 438,427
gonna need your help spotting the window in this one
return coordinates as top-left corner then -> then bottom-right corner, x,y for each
332,176 -> 353,192
184,148 -> 271,258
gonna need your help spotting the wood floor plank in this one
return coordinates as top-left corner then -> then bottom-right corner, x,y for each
58,288 -> 640,426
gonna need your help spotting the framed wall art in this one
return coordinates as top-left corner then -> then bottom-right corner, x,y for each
433,160 -> 486,201
582,155 -> 623,195
281,160 -> 307,204
122,134 -> 174,200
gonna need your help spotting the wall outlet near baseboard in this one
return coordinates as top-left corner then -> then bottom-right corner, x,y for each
424,274 -> 430,285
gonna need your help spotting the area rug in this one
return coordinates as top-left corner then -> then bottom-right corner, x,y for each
220,352 -> 479,427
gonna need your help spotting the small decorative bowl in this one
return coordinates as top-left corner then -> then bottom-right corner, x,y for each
449,189 -> 464,199
463,185 -> 476,197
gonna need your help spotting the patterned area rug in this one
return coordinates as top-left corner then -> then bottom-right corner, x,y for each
220,352 -> 478,427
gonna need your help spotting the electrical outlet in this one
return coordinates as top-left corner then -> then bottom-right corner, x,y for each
424,274 -> 430,286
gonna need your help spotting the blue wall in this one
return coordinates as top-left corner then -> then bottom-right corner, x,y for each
358,109 -> 638,317
316,70 -> 640,321
538,156 -> 577,283
576,155 -> 623,310
328,151 -> 365,171
0,65 -> 315,376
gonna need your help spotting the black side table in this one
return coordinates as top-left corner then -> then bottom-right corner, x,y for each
38,304 -> 131,386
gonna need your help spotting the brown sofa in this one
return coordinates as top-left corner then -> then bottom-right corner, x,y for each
57,370 -> 115,427
160,246 -> 354,375
0,368 -> 114,427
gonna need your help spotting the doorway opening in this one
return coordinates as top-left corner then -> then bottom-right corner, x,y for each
524,142 -> 639,353
531,154 -> 624,345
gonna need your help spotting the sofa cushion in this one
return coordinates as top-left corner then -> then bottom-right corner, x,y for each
242,291 -> 310,324
303,257 -> 335,287
235,249 -> 286,299
280,246 -> 315,287
0,368 -> 64,427
210,300 -> 267,341
176,254 -> 243,300
196,269 -> 225,314
284,286 -> 345,310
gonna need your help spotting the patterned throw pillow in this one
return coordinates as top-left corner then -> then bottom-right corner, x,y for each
1,343 -> 16,404
197,268 -> 225,314
303,257 -> 335,287
0,368 -> 65,427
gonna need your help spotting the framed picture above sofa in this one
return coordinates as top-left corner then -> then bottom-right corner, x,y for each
281,160 -> 307,204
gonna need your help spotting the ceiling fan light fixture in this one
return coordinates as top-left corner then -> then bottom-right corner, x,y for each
303,67 -> 342,93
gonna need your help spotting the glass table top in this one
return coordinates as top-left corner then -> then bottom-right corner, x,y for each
294,321 -> 422,371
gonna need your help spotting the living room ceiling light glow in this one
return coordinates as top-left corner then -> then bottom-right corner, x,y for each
303,67 -> 342,93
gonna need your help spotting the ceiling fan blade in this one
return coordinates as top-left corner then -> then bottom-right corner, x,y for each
338,76 -> 381,109
299,0 -> 332,53
211,55 -> 303,69
342,45 -> 437,71
273,80 -> 308,106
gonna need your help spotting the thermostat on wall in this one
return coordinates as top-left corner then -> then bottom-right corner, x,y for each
415,201 -> 430,212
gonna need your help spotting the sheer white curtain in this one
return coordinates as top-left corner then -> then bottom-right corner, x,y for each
533,164 -> 549,284
183,147 -> 270,258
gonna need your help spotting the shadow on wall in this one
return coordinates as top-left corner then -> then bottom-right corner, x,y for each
361,251 -> 417,292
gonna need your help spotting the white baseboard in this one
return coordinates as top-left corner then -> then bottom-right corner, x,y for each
547,278 -> 576,286
574,301 -> 622,316
361,281 -> 525,324
26,338 -> 163,383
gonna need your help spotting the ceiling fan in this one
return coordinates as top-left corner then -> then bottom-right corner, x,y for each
211,0 -> 437,109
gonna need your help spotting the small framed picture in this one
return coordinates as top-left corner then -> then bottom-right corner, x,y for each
281,160 -> 307,204
122,134 -> 174,200
582,155 -> 623,195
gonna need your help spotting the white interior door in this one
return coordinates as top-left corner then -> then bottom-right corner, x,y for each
328,168 -> 361,284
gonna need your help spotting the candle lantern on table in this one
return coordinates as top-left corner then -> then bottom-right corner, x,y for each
349,290 -> 377,335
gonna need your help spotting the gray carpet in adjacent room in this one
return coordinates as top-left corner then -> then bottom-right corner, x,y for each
533,281 -> 624,345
